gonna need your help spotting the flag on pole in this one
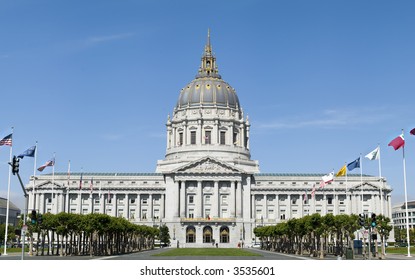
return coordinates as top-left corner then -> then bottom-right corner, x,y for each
18,145 -> 36,159
0,133 -> 12,146
303,191 -> 308,203
320,172 -> 334,187
37,158 -> 55,172
388,133 -> 405,150
311,184 -> 316,198
347,157 -> 360,171
335,165 -> 346,177
90,177 -> 94,193
79,173 -> 83,190
410,128 -> 415,135
365,146 -> 380,161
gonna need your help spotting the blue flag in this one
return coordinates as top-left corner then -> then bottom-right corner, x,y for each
347,157 -> 360,171
18,145 -> 36,159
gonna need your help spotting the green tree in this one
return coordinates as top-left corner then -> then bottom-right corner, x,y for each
159,224 -> 171,247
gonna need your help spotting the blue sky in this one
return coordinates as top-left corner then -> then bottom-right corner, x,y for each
1,0 -> 414,210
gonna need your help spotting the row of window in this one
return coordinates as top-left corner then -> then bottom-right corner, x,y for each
177,131 -> 240,146
188,195 -> 228,204
186,226 -> 229,243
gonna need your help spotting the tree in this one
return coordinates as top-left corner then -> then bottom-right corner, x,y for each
159,224 -> 171,247
0,223 -> 16,248
376,215 -> 392,259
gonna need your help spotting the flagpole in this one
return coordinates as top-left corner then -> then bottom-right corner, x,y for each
402,140 -> 411,257
33,141 -> 38,211
52,152 -> 56,214
332,168 -> 336,215
377,145 -> 384,216
360,153 -> 364,214
3,127 -> 13,256
345,162 -> 349,214
66,160 -> 70,213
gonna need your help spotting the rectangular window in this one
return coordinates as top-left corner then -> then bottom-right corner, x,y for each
188,209 -> 194,218
205,131 -> 211,144
233,132 -> 238,145
188,195 -> 194,204
190,131 -> 196,144
328,197 -> 333,205
179,132 -> 183,146
220,131 -> 226,145
142,210 -> 147,220
222,195 -> 228,204
205,195 -> 211,204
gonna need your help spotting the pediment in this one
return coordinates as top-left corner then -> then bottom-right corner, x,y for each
349,182 -> 379,191
174,157 -> 243,174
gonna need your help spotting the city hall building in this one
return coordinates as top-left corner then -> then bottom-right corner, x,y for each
25,33 -> 393,247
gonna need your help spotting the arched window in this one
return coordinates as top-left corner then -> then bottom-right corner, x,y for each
203,226 -> 213,243
186,226 -> 196,243
220,226 -> 229,243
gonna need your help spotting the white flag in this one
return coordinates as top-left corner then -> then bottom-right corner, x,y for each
322,172 -> 334,184
365,146 -> 380,160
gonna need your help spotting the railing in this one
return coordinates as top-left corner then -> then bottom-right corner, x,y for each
180,217 -> 236,222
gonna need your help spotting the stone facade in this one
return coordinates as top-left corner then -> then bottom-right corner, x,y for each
25,32 -> 393,248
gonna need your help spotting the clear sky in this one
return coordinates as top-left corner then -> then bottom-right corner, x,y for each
1,0 -> 414,210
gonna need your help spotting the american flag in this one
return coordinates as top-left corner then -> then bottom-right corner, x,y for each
37,158 -> 55,172
0,133 -> 12,146
311,184 -> 316,198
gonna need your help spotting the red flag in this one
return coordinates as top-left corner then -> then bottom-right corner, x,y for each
410,128 -> 415,136
388,134 -> 405,150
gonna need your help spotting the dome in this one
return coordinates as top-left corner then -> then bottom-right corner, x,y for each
175,30 -> 240,111
176,78 -> 240,109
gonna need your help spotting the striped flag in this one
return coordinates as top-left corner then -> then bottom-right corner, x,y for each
0,133 -> 12,146
303,191 -> 308,203
311,184 -> 316,198
37,158 -> 55,172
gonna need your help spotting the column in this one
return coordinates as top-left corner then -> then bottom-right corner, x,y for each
149,194 -> 153,220
180,181 -> 186,217
161,194 -> 165,219
59,192 -> 64,213
137,194 -> 141,221
113,193 -> 118,217
125,193 -> 130,219
212,181 -> 219,218
196,181 -> 202,218
311,193 -> 316,214
251,194 -> 256,219
230,181 -> 236,217
322,194 -> 327,215
275,194 -> 280,220
236,181 -> 242,218
89,193 -> 93,213
263,194 -> 268,219
100,192 -> 105,213
78,192 -> 82,214
299,193 -> 303,218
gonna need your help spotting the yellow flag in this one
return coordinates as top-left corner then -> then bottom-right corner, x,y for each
335,165 -> 346,177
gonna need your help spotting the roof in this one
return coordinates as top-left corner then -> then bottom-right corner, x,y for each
255,173 -> 372,177
0,197 -> 21,211
43,172 -> 163,177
